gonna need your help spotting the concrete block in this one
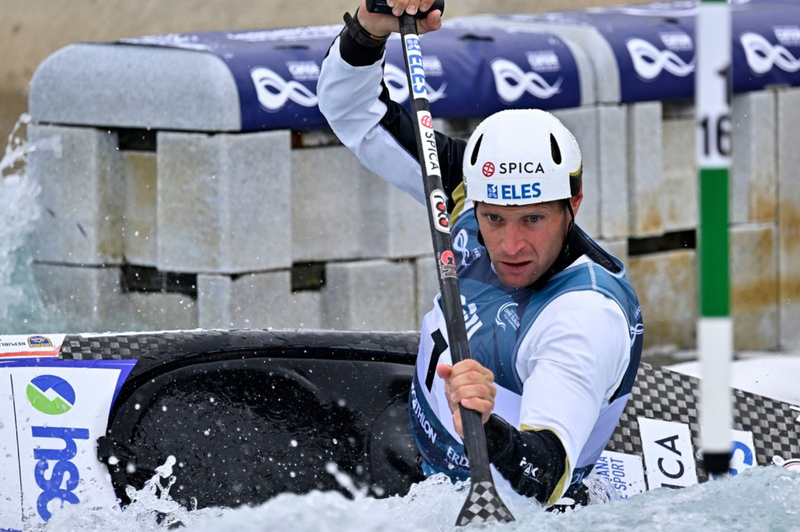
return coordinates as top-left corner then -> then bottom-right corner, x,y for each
32,264 -> 123,333
321,260 -> 416,331
121,151 -> 157,266
415,256 -> 440,328
386,188 -> 434,259
730,223 -> 778,351
627,250 -> 696,350
661,117 -> 697,232
553,107 -> 600,237
292,146 -> 431,263
627,102 -> 664,237
125,292 -> 198,332
32,264 -> 196,332
30,43 -> 240,131
157,130 -> 292,274
292,146 -> 384,262
731,91 -> 777,224
777,88 -> 800,350
28,124 -> 124,265
597,105 -> 629,239
197,272 -> 318,329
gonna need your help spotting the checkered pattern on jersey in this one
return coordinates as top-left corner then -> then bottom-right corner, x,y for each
607,363 -> 800,480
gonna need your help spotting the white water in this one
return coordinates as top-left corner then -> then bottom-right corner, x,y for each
39,463 -> 800,532
4,120 -> 800,531
0,115 -> 62,334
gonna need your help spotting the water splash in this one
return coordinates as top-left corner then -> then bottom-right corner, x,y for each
42,456 -> 222,531
0,115 -> 61,333
28,458 -> 800,532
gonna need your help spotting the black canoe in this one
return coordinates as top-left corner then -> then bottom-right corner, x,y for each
53,329 -> 800,509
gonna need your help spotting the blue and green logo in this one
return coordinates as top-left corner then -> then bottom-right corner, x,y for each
26,375 -> 76,415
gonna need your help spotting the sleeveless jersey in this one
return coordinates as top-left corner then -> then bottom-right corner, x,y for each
409,204 -> 644,494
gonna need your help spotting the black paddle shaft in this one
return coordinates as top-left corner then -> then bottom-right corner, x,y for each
393,13 -> 515,526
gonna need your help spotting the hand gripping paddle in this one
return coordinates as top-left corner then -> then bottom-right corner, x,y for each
366,2 -> 515,526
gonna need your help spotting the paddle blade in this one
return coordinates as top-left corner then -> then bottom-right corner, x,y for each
456,480 -> 515,526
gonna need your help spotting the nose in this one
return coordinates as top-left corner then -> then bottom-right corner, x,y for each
500,223 -> 526,257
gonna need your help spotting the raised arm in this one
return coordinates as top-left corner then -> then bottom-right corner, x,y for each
317,0 -> 465,208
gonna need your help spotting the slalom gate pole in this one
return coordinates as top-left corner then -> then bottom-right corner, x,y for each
696,0 -> 733,476
396,13 -> 514,526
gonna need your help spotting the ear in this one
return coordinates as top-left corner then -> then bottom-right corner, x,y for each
569,185 -> 583,218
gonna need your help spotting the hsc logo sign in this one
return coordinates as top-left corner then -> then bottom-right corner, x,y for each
26,375 -> 90,521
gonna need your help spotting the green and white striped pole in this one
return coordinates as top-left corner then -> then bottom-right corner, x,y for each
696,0 -> 732,475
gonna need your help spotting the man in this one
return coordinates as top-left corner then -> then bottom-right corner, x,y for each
317,0 -> 644,508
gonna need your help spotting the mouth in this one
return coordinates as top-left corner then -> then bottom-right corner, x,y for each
498,260 -> 532,273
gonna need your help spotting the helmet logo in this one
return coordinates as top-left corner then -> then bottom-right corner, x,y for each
500,162 -> 545,175
482,162 -> 496,177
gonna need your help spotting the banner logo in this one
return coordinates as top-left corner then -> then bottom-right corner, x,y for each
26,375 -> 76,416
626,38 -> 694,80
741,32 -> 800,75
251,67 -> 318,111
491,59 -> 563,103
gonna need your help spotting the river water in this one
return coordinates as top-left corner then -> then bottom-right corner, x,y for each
3,119 -> 800,531
38,464 -> 800,532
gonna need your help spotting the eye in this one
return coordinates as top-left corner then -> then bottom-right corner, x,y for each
485,213 -> 501,223
526,215 -> 542,223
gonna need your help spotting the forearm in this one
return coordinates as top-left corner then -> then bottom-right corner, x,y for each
484,414 -> 569,506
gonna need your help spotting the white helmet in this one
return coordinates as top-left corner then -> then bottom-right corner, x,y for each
463,109 -> 582,206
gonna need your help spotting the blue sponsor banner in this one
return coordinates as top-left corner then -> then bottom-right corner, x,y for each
125,26 -> 341,132
473,3 -> 697,103
120,2 -> 800,128
386,27 -> 581,116
123,24 -> 581,131
731,2 -> 800,93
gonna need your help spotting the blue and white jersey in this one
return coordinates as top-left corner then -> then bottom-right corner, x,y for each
410,200 -> 643,502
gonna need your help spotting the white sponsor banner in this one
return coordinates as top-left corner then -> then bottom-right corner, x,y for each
0,335 -> 64,359
593,450 -> 646,499
7,366 -> 122,527
638,417 -> 698,490
0,372 -> 24,530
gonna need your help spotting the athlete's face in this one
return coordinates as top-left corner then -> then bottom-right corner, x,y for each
476,194 -> 582,288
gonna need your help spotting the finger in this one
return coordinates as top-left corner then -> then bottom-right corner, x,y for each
453,391 -> 495,420
418,9 -> 442,33
450,359 -> 494,379
448,370 -> 495,395
391,0 -> 410,16
460,396 -> 495,415
436,363 -> 452,380
449,382 -> 495,403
